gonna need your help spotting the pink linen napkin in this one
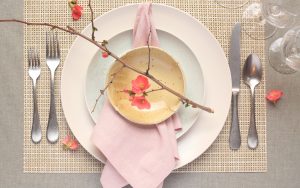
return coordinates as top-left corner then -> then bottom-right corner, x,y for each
92,3 -> 181,188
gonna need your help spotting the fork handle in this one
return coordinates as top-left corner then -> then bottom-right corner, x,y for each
46,74 -> 59,143
31,81 -> 42,143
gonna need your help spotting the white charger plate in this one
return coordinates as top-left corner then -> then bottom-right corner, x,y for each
61,4 -> 231,169
84,29 -> 205,139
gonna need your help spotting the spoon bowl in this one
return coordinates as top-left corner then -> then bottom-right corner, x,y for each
243,54 -> 262,89
243,54 -> 263,149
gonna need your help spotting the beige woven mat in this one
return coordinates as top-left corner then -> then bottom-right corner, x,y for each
24,0 -> 267,173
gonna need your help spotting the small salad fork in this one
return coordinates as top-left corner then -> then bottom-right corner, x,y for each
46,32 -> 60,143
28,48 -> 42,144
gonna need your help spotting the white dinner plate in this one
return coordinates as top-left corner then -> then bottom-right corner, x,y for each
61,4 -> 231,169
84,29 -> 205,139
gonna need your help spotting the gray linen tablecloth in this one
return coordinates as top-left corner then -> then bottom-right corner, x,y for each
0,0 -> 299,187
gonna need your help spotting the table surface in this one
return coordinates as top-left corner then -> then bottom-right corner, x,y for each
0,0 -> 299,187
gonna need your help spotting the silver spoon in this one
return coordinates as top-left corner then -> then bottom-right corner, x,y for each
243,54 -> 262,149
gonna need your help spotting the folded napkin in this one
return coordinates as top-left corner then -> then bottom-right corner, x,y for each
92,3 -> 181,188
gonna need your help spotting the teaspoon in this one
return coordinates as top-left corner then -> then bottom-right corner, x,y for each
243,54 -> 262,149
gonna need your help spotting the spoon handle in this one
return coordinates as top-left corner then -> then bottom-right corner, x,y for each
248,87 -> 258,149
229,92 -> 241,150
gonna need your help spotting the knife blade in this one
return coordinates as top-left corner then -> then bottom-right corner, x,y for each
229,23 -> 241,150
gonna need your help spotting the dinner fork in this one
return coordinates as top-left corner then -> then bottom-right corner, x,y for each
28,48 -> 42,144
46,32 -> 60,143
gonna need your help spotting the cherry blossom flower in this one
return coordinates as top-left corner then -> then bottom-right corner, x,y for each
72,5 -> 83,21
62,135 -> 79,150
266,89 -> 283,104
131,75 -> 150,94
124,75 -> 152,109
102,51 -> 109,58
131,96 -> 151,109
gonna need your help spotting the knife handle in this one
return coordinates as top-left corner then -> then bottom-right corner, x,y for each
229,92 -> 241,150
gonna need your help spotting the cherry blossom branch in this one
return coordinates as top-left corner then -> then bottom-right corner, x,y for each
88,0 -> 97,41
0,19 -> 214,113
91,65 -> 125,112
0,19 -> 136,72
91,84 -> 108,113
146,30 -> 151,75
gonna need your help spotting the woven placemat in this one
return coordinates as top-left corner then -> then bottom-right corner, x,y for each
24,0 -> 267,173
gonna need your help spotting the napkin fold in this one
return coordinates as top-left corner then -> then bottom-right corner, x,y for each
92,3 -> 181,188
132,3 -> 159,47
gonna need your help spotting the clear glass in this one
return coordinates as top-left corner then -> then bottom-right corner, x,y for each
269,27 -> 300,74
262,0 -> 297,28
215,0 -> 297,40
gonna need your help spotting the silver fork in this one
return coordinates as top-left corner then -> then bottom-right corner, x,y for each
28,48 -> 42,144
46,32 -> 60,143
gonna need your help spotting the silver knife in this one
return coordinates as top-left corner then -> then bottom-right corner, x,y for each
229,23 -> 241,150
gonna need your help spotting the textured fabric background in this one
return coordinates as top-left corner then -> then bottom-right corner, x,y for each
23,0 -> 267,173
1,0 -> 300,187
24,0 -> 267,172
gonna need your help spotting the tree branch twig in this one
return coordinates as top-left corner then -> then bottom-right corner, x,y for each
146,29 -> 151,75
0,19 -> 214,113
144,88 -> 163,94
88,0 -> 97,41
91,65 -> 125,112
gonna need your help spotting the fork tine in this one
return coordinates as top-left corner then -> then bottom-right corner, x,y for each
36,49 -> 40,67
52,32 -> 56,58
49,32 -> 53,58
33,49 -> 40,68
33,49 -> 37,68
29,48 -> 34,68
55,33 -> 60,58
27,48 -> 31,68
46,32 -> 49,58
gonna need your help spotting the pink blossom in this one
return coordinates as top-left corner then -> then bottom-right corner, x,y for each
266,90 -> 283,104
131,75 -> 150,94
62,135 -> 79,150
102,51 -> 109,58
131,96 -> 151,109
72,5 -> 83,21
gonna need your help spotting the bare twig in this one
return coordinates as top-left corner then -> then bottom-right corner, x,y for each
144,88 -> 163,94
0,19 -> 214,113
146,30 -> 151,75
91,89 -> 105,113
91,65 -> 125,112
88,0 -> 97,41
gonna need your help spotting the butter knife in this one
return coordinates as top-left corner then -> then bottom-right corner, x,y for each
229,23 -> 241,150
